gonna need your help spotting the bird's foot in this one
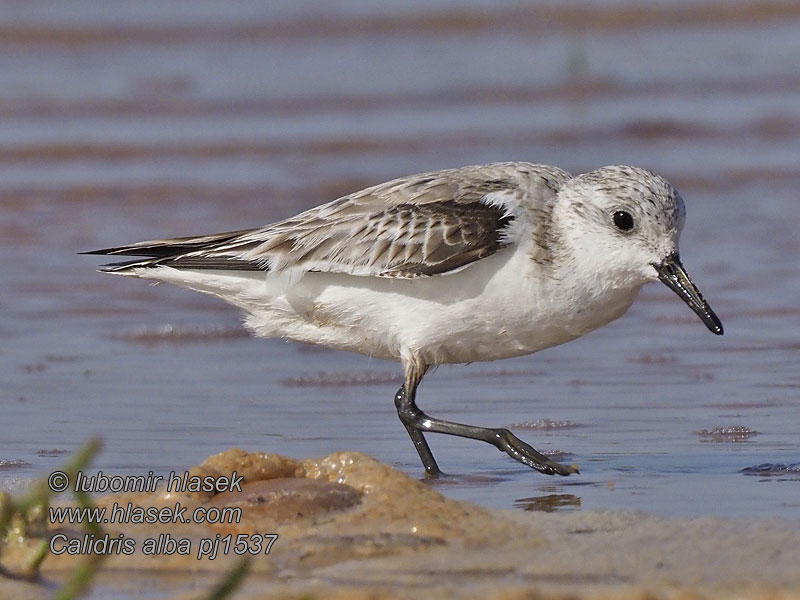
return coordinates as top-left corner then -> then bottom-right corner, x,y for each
492,429 -> 579,476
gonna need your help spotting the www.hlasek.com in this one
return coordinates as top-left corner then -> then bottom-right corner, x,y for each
47,469 -> 278,560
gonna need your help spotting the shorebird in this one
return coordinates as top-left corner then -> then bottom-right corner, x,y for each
86,163 -> 723,477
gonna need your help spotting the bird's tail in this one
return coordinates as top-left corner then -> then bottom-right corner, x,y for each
81,228 -> 264,273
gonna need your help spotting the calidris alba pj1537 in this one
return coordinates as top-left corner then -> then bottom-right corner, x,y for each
86,163 -> 723,477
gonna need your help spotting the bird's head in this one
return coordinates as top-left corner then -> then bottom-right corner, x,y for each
555,165 -> 723,335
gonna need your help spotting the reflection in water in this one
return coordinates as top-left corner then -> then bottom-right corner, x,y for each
514,494 -> 581,513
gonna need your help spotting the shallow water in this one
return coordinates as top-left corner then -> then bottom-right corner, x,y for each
1,1 -> 799,519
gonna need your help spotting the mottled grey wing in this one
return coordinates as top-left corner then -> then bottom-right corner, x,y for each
90,201 -> 515,278
234,198 -> 515,278
87,164 -> 541,277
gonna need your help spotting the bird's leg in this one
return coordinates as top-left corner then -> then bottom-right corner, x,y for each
395,363 -> 577,476
394,382 -> 442,478
414,416 -> 578,476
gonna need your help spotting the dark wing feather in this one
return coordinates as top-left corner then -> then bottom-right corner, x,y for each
82,229 -> 253,258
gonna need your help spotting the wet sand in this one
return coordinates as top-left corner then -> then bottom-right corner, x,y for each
2,450 -> 800,599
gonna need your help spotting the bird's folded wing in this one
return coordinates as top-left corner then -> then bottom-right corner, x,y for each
87,168 -> 530,278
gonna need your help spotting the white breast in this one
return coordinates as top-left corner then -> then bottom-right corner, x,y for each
154,241 -> 640,366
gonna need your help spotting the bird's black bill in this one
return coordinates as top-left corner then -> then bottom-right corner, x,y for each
654,253 -> 723,335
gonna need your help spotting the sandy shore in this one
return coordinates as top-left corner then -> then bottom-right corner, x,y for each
2,449 -> 799,599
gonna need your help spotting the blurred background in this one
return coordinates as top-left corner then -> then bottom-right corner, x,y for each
2,1 -> 799,517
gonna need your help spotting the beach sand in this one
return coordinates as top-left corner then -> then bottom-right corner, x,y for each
3,449 -> 798,599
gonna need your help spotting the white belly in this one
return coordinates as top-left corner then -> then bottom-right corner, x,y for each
136,245 -> 641,366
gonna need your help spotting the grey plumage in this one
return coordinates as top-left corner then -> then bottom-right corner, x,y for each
87,162 -> 571,277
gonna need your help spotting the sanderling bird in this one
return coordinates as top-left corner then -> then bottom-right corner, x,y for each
86,163 -> 723,477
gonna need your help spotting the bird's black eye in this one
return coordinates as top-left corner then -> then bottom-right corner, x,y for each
613,210 -> 634,232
